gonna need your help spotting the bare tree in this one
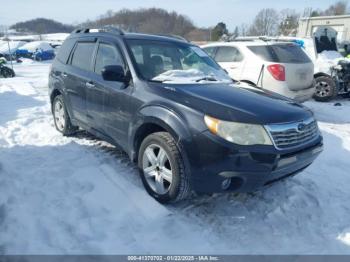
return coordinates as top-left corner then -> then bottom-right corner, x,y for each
302,7 -> 313,17
302,1 -> 348,18
279,9 -> 300,36
239,23 -> 249,36
322,1 -> 348,15
0,25 -> 7,37
248,9 -> 279,36
233,26 -> 239,38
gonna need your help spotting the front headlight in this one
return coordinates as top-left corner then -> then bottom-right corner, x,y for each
204,115 -> 272,145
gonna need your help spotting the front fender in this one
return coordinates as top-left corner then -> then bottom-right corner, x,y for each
128,104 -> 197,175
130,104 -> 192,145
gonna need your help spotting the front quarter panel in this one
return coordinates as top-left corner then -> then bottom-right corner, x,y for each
129,101 -> 208,176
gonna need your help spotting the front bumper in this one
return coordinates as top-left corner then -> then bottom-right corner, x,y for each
186,131 -> 323,193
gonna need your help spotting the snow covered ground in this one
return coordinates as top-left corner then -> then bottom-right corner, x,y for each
1,60 -> 350,255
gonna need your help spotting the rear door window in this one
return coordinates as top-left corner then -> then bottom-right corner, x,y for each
248,44 -> 311,63
71,42 -> 96,71
215,46 -> 243,62
56,38 -> 75,64
94,43 -> 124,75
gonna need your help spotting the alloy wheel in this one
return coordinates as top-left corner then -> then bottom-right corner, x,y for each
54,100 -> 66,131
142,144 -> 173,195
315,81 -> 331,97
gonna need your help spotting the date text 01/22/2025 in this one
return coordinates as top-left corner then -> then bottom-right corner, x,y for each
127,256 -> 219,261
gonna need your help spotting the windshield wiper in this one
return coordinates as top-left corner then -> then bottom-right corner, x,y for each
149,79 -> 167,83
195,76 -> 218,82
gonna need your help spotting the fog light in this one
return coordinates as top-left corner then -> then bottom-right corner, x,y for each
221,178 -> 231,190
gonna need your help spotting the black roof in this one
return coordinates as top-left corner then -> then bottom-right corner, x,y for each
69,27 -> 190,45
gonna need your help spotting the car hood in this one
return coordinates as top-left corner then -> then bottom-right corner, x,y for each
153,82 -> 313,125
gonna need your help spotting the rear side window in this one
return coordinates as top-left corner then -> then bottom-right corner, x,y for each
56,38 -> 75,64
71,42 -> 96,71
215,46 -> 243,62
202,47 -> 216,58
248,44 -> 311,63
94,43 -> 124,75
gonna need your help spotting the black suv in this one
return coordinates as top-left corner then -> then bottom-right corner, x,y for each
49,27 -> 323,203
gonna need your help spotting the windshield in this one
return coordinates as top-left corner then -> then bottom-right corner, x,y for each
126,39 -> 232,84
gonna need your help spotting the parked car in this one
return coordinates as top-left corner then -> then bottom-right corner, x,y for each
33,48 -> 55,61
0,41 -> 26,61
16,41 -> 55,61
274,27 -> 350,102
201,41 -> 315,102
49,27 -> 323,203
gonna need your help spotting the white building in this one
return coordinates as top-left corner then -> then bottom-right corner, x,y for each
298,15 -> 350,42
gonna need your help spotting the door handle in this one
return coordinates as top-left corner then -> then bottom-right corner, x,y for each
86,82 -> 95,89
62,72 -> 68,78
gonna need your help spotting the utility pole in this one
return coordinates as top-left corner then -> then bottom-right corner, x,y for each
3,26 -> 14,71
6,38 -> 14,71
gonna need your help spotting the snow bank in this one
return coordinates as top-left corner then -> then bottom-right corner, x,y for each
315,50 -> 350,75
318,50 -> 344,60
42,33 -> 69,42
3,33 -> 69,42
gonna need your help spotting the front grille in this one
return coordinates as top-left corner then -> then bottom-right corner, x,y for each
266,118 -> 319,149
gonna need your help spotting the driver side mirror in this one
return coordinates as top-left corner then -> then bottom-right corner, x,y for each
101,65 -> 130,83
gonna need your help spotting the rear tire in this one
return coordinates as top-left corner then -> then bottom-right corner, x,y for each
138,132 -> 191,203
313,76 -> 337,102
52,95 -> 78,136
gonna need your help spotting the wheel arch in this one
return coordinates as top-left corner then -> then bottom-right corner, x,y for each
50,88 -> 62,105
314,72 -> 332,79
130,105 -> 192,163
49,88 -> 75,121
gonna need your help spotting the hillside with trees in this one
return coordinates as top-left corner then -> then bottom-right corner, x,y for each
82,8 -> 196,37
10,18 -> 74,34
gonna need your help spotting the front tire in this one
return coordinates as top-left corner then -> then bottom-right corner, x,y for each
138,132 -> 191,203
52,95 -> 78,136
313,76 -> 337,102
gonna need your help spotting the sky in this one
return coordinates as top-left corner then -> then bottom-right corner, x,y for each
0,0 -> 337,31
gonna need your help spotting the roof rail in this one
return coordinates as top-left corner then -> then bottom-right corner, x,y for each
232,36 -> 298,43
99,25 -> 124,35
231,36 -> 272,42
156,34 -> 189,42
72,26 -> 124,35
